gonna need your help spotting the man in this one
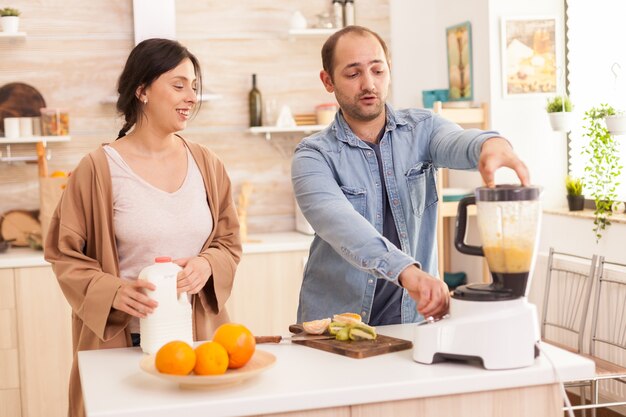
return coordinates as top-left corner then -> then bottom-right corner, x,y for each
291,26 -> 529,326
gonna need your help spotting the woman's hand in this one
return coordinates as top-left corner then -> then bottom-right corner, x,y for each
112,279 -> 158,318
398,265 -> 450,319
173,256 -> 212,295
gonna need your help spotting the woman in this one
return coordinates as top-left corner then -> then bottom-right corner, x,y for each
44,39 -> 241,417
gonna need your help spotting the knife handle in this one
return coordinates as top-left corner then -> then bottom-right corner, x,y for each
254,335 -> 282,344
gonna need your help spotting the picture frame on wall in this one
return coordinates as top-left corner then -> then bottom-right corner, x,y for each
501,16 -> 558,97
446,21 -> 473,102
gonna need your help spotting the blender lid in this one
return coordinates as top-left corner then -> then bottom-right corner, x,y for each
475,184 -> 541,201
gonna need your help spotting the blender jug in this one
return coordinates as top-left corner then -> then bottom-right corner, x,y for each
454,185 -> 542,300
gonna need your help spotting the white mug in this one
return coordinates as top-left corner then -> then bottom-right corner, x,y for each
19,117 -> 33,137
3,117 -> 20,139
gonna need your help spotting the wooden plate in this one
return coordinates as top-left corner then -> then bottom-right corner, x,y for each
139,349 -> 276,389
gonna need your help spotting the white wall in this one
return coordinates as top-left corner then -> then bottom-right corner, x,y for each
389,0 -> 624,284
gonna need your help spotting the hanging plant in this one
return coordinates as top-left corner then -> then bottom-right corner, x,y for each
582,104 -> 623,241
546,95 -> 574,132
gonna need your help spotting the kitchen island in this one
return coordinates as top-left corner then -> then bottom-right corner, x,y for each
78,324 -> 593,417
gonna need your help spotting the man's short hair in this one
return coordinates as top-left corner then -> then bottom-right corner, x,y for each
321,25 -> 391,80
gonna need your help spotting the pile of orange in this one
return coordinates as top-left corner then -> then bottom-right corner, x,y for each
154,323 -> 256,376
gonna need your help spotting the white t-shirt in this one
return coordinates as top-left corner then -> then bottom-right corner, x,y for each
104,144 -> 213,333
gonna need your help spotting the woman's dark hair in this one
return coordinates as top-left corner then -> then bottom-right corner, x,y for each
116,38 -> 203,138
321,25 -> 390,81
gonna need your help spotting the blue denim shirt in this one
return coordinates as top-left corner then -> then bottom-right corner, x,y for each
291,104 -> 499,324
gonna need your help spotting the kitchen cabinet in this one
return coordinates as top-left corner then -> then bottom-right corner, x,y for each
0,265 -> 72,417
226,249 -> 308,335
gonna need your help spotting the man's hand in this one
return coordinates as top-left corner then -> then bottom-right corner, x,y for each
112,279 -> 158,318
479,137 -> 530,187
173,256 -> 212,295
398,265 -> 450,318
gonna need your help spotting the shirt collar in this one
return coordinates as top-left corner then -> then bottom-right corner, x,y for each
332,103 -> 408,147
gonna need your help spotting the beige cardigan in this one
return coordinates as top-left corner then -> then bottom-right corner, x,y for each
44,138 -> 242,417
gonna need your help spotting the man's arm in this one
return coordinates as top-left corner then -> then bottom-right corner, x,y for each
291,144 -> 414,284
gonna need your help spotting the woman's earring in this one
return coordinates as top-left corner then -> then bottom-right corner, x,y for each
143,98 -> 148,104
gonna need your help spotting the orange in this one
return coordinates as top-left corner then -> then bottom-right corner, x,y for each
194,341 -> 229,375
50,170 -> 67,178
154,341 -> 196,375
212,323 -> 256,369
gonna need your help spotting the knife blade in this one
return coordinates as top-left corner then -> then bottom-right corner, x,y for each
255,334 -> 335,344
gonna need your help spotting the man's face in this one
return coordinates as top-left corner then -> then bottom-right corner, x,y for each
321,33 -> 390,123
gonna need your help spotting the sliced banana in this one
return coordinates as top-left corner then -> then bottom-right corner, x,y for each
302,318 -> 331,334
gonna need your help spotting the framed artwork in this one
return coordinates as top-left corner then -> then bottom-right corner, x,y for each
501,17 -> 558,97
446,21 -> 473,102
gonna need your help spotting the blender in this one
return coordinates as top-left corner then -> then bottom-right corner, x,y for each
413,185 -> 542,370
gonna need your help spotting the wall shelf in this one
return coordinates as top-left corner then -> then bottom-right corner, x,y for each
0,135 -> 71,145
100,92 -> 222,104
0,32 -> 27,39
287,28 -> 337,37
0,136 -> 71,164
248,125 -> 327,140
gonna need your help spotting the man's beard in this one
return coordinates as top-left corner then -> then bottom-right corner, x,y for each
338,91 -> 385,122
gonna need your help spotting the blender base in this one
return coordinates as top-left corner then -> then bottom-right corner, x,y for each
412,297 -> 539,370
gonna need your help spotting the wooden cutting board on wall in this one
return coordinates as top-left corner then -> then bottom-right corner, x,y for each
0,82 -> 46,135
288,324 -> 413,359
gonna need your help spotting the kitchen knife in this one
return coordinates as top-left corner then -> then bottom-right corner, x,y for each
255,334 -> 335,344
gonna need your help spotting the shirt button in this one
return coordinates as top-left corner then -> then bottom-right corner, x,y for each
393,199 -> 399,206
361,312 -> 367,317
367,151 -> 373,157
387,170 -> 392,176
401,233 -> 406,238
368,279 -> 373,284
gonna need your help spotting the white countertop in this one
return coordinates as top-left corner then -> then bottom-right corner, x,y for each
0,232 -> 313,269
77,324 -> 594,417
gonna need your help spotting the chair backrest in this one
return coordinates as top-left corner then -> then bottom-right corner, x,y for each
589,257 -> 626,357
432,101 -> 489,130
541,247 -> 598,353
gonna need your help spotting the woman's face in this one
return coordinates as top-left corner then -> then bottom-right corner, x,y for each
141,58 -> 198,134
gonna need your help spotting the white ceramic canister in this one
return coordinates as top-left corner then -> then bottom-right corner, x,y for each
138,256 -> 193,354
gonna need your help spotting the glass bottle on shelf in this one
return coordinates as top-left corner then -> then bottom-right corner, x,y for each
248,74 -> 262,127
332,0 -> 344,29
343,0 -> 355,26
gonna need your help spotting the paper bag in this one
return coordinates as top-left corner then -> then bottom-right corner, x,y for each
39,177 -> 67,242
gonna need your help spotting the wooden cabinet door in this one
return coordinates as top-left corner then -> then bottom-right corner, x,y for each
0,269 -> 21,417
226,251 -> 308,335
15,266 -> 72,417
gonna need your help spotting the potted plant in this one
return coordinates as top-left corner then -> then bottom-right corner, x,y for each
0,7 -> 20,33
604,107 -> 626,135
565,175 -> 584,211
546,95 -> 573,132
583,104 -> 623,241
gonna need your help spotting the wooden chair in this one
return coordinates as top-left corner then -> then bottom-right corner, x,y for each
541,248 -> 598,416
432,101 -> 489,281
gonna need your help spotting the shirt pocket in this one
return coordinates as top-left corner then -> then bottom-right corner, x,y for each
405,162 -> 438,217
340,185 -> 367,217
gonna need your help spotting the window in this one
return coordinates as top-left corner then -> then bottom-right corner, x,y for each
566,0 -> 626,201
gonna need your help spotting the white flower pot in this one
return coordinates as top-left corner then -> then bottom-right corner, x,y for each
0,16 -> 19,33
548,112 -> 573,132
605,115 -> 626,135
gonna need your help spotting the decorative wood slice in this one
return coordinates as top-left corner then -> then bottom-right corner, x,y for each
0,210 -> 41,246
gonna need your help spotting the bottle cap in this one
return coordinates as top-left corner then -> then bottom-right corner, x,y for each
154,256 -> 172,263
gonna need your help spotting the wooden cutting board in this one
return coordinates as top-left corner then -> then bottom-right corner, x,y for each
0,82 -> 46,135
288,324 -> 413,359
0,210 -> 41,247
